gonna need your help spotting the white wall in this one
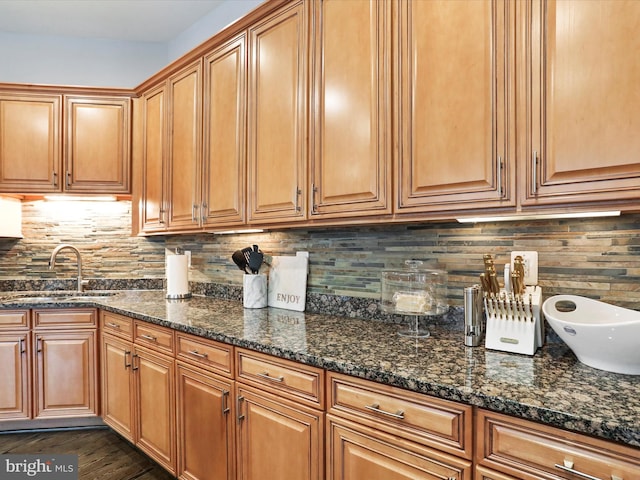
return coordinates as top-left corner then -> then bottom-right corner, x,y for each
0,0 -> 267,89
167,0 -> 266,63
0,32 -> 167,88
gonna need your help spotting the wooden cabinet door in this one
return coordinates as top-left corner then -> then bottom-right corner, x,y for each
327,415 -> 472,480
101,333 -> 135,441
247,0 -> 309,225
202,33 -> 247,229
0,332 -> 30,420
236,384 -> 323,480
176,362 -> 235,480
140,83 -> 167,232
64,96 -> 131,193
0,93 -> 61,193
523,0 -> 640,206
133,345 -> 176,476
166,60 -> 203,231
396,0 -> 514,213
310,0 -> 392,218
33,330 -> 97,418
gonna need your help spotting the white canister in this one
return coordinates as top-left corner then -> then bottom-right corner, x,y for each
243,274 -> 268,309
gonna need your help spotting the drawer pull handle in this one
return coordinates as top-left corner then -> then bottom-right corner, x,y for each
554,460 -> 606,480
187,349 -> 208,359
106,322 -> 121,329
256,372 -> 284,382
365,403 -> 405,420
140,334 -> 157,342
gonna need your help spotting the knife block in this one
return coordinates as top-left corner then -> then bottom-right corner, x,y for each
484,286 -> 543,356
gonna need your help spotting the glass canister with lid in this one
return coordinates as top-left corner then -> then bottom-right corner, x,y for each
381,260 -> 448,336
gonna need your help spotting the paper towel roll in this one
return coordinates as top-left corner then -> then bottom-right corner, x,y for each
166,254 -> 191,299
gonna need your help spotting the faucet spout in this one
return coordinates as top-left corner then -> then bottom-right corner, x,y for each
49,244 -> 86,292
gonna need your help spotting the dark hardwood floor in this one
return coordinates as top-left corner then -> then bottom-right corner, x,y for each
0,427 -> 176,479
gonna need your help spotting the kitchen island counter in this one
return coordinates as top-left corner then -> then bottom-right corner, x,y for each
2,289 -> 639,448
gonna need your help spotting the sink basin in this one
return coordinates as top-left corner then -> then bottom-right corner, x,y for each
0,291 -> 115,304
542,295 -> 640,375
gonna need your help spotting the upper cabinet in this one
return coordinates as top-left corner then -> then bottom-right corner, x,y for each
64,96 -> 131,193
166,60 -> 203,231
139,61 -> 203,233
520,0 -> 640,207
396,0 -> 515,214
202,33 -> 247,228
247,0 -> 309,225
140,83 -> 167,233
0,90 -> 131,195
0,93 -> 61,193
134,0 -> 640,236
309,0 -> 392,218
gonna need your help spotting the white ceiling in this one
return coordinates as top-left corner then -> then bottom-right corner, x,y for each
0,0 -> 225,43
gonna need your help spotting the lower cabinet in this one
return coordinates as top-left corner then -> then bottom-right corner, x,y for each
326,372 -> 472,480
235,383 -> 324,480
101,332 -> 135,440
99,313 -> 640,480
176,362 -> 235,480
0,330 -> 30,420
100,313 -> 177,476
134,344 -> 176,474
33,329 -> 97,418
327,415 -> 471,480
475,409 -> 640,480
0,308 -> 98,424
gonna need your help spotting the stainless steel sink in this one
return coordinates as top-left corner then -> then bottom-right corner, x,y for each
0,291 -> 116,304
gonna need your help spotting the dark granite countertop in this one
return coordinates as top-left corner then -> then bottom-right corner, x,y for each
2,289 -> 639,449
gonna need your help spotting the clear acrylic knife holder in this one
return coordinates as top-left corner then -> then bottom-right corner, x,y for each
484,286 -> 543,356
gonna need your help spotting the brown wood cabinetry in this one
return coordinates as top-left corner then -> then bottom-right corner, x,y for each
520,0 -> 640,207
139,61 -> 203,232
166,61 -> 203,231
100,311 -> 135,440
201,33 -> 247,228
396,0 -> 514,214
309,0 -> 392,218
134,344 -> 176,475
0,93 -> 61,193
1,308 -> 99,425
235,347 -> 324,480
33,330 -> 97,419
32,309 -> 98,419
476,409 -> 640,480
140,83 -> 167,232
0,90 -> 131,195
0,310 -> 31,421
64,95 -> 130,193
326,371 -> 472,480
247,0 -> 309,225
100,313 -> 177,475
176,332 -> 235,480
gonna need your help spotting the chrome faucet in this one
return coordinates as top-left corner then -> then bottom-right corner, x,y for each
49,244 -> 88,292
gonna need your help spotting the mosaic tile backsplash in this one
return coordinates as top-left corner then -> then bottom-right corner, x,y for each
0,199 -> 639,309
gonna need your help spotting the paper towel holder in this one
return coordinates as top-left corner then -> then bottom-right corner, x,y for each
166,248 -> 192,300
166,292 -> 192,300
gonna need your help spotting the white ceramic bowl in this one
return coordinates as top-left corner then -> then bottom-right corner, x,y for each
542,295 -> 640,375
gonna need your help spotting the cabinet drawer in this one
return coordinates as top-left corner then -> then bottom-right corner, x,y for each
176,333 -> 233,378
236,348 -> 324,409
100,311 -> 133,340
33,308 -> 97,329
134,321 -> 174,354
0,309 -> 29,330
327,371 -> 472,459
476,409 -> 640,480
